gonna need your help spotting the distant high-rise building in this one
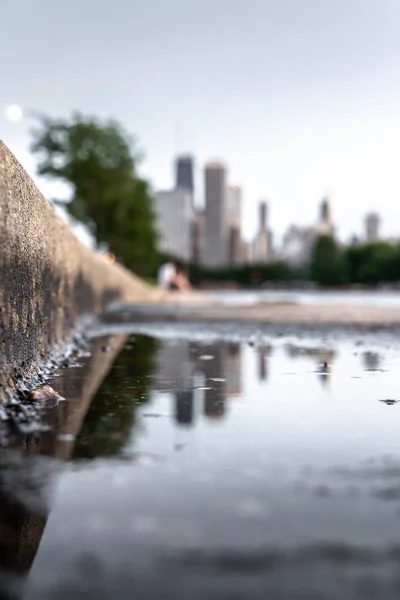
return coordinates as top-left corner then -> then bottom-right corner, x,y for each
317,197 -> 333,235
316,197 -> 334,236
226,186 -> 242,265
226,186 -> 241,228
154,189 -> 193,261
320,198 -> 330,222
175,155 -> 194,193
364,212 -> 380,242
252,200 -> 273,262
203,162 -> 228,267
240,240 -> 252,264
281,225 -> 315,267
191,210 -> 204,265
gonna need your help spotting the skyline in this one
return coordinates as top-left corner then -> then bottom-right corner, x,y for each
2,0 -> 400,241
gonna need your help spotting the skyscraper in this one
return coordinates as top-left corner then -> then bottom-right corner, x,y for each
316,197 -> 334,236
226,186 -> 242,265
281,225 -> 315,266
364,212 -> 380,241
259,201 -> 267,229
176,155 -> 194,193
252,200 -> 273,262
154,189 -> 193,260
226,185 -> 241,228
320,198 -> 330,222
203,162 -> 228,267
191,210 -> 204,265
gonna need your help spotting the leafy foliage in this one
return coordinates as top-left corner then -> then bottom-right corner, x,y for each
343,242 -> 400,285
188,261 -> 296,287
309,235 -> 345,286
30,113 -> 158,277
187,239 -> 400,288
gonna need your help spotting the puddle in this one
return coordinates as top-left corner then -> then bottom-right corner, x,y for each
2,328 -> 400,598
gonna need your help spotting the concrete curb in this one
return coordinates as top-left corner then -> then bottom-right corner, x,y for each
0,140 -> 162,402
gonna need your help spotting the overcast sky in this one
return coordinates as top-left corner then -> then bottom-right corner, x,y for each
2,0 -> 400,242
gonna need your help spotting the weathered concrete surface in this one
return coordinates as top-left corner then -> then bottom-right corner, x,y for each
0,141 -> 162,402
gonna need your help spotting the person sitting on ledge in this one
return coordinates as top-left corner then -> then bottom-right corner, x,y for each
157,260 -> 191,291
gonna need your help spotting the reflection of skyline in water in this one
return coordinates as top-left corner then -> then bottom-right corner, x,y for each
174,390 -> 194,426
152,339 -> 383,422
153,341 -> 243,424
285,344 -> 336,386
0,332 -> 393,600
363,351 -> 381,371
202,344 -> 226,420
258,345 -> 272,381
283,345 -> 386,386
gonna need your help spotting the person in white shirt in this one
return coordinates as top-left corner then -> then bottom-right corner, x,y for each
157,262 -> 176,289
157,260 -> 191,291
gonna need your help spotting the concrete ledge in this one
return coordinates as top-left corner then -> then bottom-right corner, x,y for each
0,140 -> 162,402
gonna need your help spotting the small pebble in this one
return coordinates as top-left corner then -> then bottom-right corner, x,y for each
28,385 -> 64,403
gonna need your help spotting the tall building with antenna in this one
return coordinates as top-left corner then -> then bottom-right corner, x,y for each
175,155 -> 194,193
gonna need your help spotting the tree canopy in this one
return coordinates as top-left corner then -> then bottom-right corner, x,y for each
309,235 -> 345,286
30,113 -> 158,277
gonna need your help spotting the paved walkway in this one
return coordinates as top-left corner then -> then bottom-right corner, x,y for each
112,296 -> 400,327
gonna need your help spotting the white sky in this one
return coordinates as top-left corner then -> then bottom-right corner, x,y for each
1,0 -> 400,243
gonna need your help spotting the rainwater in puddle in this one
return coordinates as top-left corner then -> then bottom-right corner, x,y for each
2,329 -> 400,599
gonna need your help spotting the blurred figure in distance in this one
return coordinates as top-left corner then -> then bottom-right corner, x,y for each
157,260 -> 191,291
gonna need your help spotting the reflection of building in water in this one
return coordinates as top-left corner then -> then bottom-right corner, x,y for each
154,341 -> 242,423
315,350 -> 335,387
317,362 -> 330,386
284,344 -> 335,386
154,341 -> 193,390
202,344 -> 227,419
224,343 -> 241,397
363,352 -> 380,371
285,344 -> 304,359
154,341 -> 195,426
200,342 -> 242,417
175,391 -> 194,426
258,346 -> 272,381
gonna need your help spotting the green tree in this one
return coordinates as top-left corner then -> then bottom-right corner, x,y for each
30,113 -> 158,277
343,242 -> 400,285
310,235 -> 344,286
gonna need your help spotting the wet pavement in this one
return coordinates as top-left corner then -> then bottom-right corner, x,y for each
2,324 -> 400,598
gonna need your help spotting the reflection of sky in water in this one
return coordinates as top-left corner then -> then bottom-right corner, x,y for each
9,334 -> 400,598
116,338 -> 400,476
